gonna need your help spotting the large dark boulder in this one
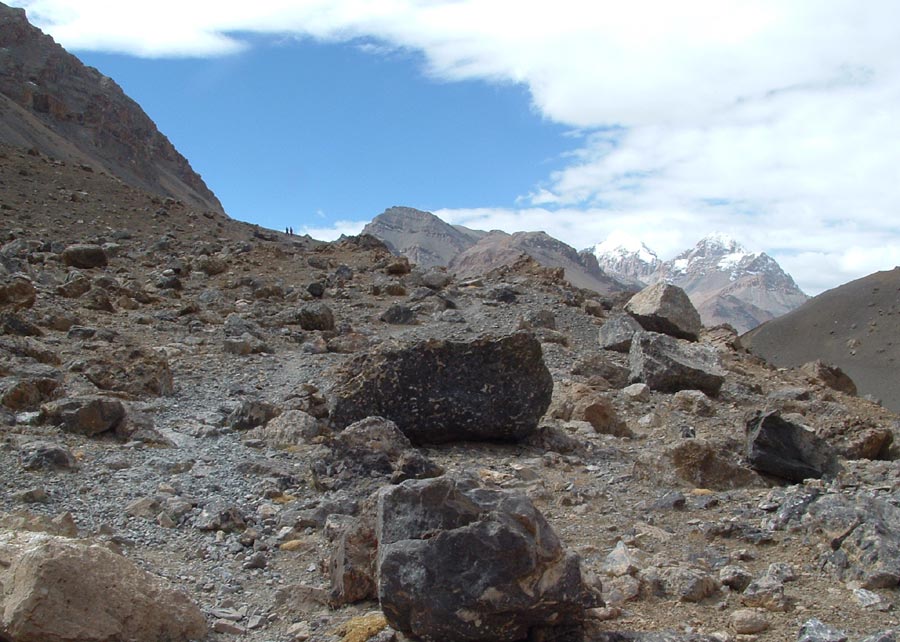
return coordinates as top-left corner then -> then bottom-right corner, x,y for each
628,332 -> 725,395
376,475 -> 596,642
745,411 -> 841,483
625,283 -> 701,341
329,333 -> 553,444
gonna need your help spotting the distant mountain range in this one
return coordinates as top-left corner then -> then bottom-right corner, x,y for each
742,267 -> 900,413
585,233 -> 808,333
0,2 -> 222,212
364,207 -> 808,332
363,207 -> 629,296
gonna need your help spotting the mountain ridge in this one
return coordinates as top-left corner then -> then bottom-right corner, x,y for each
0,2 -> 223,212
589,233 -> 808,332
363,206 -> 631,296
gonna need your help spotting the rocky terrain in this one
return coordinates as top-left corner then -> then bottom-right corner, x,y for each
742,267 -> 900,414
588,234 -> 808,334
363,207 -> 630,298
2,143 -> 900,642
0,2 -> 222,212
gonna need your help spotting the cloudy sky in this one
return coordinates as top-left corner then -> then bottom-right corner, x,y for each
10,0 -> 900,294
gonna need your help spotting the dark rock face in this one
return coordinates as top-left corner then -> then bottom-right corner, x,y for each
329,333 -> 553,444
625,283 -> 702,341
377,475 -> 594,642
628,332 -> 725,395
745,411 -> 841,483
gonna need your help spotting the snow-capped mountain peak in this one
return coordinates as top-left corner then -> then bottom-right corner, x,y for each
586,231 -> 809,333
591,231 -> 659,265
586,232 -> 661,287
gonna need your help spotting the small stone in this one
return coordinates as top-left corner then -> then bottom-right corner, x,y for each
719,565 -> 753,592
16,487 -> 49,503
243,552 -> 267,569
213,619 -> 247,635
622,383 -> 650,401
729,608 -> 769,634
741,576 -> 790,612
852,587 -> 892,611
287,621 -> 311,641
797,618 -> 848,642
602,541 -> 644,577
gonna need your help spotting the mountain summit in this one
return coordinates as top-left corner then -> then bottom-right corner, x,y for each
0,2 -> 222,212
363,207 -> 630,296
589,233 -> 808,333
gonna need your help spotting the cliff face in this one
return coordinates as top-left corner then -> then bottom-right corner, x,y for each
0,3 -> 223,212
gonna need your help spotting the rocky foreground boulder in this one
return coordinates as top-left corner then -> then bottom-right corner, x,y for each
377,474 -> 596,642
329,333 -> 553,443
0,530 -> 206,642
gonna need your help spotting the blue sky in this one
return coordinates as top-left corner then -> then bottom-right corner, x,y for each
9,1 -> 900,294
78,41 -> 572,231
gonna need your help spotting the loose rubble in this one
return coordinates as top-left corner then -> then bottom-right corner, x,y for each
0,145 -> 898,641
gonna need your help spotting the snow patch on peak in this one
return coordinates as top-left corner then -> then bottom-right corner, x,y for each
593,231 -> 658,263
697,232 -> 749,255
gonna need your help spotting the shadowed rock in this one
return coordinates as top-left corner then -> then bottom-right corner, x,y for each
745,411 -> 841,483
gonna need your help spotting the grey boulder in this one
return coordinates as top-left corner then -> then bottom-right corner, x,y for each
598,313 -> 644,352
625,282 -> 701,341
629,332 -> 725,396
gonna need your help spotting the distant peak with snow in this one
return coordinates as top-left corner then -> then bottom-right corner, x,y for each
586,232 -> 661,287
586,231 -> 808,333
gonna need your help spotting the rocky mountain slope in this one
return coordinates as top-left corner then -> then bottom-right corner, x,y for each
742,267 -> 900,413
361,206 -> 485,268
0,2 -> 222,212
1,143 -> 899,642
364,206 -> 631,298
588,234 -> 808,333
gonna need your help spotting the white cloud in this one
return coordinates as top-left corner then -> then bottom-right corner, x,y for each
299,219 -> 366,241
10,0 -> 900,294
